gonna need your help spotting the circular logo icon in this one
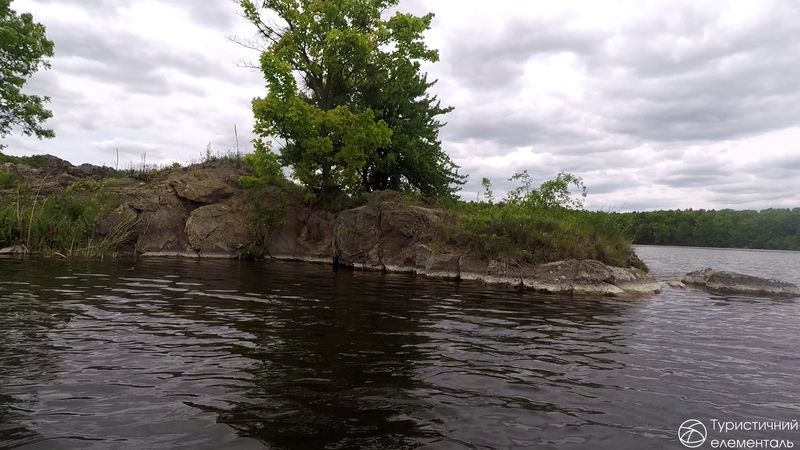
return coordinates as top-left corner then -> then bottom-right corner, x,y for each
679,419 -> 707,448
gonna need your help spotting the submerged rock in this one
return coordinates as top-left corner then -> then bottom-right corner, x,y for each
682,268 -> 800,297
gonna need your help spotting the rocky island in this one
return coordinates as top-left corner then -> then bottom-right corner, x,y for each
0,154 -> 660,297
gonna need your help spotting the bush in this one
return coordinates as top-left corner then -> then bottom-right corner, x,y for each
0,179 -> 129,255
443,171 -> 641,269
445,202 -> 640,268
0,151 -> 46,168
0,171 -> 15,188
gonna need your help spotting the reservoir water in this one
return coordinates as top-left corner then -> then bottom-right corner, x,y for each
1,246 -> 799,449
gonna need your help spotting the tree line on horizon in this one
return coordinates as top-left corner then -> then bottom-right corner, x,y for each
610,208 -> 800,251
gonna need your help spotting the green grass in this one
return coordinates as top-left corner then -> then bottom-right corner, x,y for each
0,180 -> 131,255
441,201 -> 645,270
0,151 -> 46,168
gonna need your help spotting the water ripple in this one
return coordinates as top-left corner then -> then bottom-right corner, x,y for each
0,252 -> 799,449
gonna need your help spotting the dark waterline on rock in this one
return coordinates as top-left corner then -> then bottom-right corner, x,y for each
1,249 -> 800,449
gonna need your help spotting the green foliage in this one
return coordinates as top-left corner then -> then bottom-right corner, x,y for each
614,208 -> 800,250
242,0 -> 463,197
506,170 -> 587,209
444,172 -> 640,269
238,142 -> 283,188
481,177 -> 493,203
240,186 -> 290,258
0,169 -> 14,188
0,180 -> 127,255
0,150 -> 46,167
0,0 -> 55,145
447,202 -> 639,269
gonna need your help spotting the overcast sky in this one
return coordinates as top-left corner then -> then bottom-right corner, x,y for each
4,0 -> 800,211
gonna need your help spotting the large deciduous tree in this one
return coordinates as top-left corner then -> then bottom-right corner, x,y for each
0,0 -> 54,146
241,0 -> 464,197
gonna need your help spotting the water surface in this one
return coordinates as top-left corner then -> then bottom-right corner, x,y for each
1,247 -> 799,449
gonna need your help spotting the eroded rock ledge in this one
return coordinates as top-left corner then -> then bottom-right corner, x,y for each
682,268 -> 800,297
98,168 -> 659,297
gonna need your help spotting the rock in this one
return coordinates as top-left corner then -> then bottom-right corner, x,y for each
485,258 -> 525,285
96,204 -> 139,242
264,199 -> 334,263
379,202 -> 444,271
459,256 -> 488,281
38,155 -> 73,176
185,201 -> 250,257
295,210 -> 335,261
521,259 -> 660,296
332,199 -> 445,271
333,204 -> 383,269
168,166 -> 237,204
415,245 -> 460,279
682,268 -> 800,297
67,163 -> 117,179
0,245 -> 29,255
131,189 -> 191,254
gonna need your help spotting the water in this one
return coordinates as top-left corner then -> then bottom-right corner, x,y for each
1,248 -> 799,449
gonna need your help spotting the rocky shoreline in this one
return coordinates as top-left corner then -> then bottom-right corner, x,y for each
9,156 -> 800,297
1,157 -> 662,297
7,157 -> 799,299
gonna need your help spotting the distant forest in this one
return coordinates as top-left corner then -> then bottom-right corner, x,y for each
611,209 -> 800,250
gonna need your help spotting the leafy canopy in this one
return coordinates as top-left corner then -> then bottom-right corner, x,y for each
0,0 -> 54,146
241,0 -> 464,197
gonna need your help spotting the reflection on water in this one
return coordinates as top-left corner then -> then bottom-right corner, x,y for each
1,250 -> 799,449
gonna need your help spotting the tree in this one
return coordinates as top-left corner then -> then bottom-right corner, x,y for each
241,0 -> 464,197
507,170 -> 587,209
0,0 -> 54,146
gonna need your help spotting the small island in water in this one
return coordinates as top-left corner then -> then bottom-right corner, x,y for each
0,151 -> 660,297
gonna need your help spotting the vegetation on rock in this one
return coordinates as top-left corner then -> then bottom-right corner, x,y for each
443,172 -> 643,269
0,179 -> 133,255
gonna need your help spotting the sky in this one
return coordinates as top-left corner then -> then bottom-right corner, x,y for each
4,0 -> 800,211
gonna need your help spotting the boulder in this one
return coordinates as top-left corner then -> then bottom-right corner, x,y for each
130,188 -> 191,254
295,210 -> 335,261
521,259 -> 660,296
682,268 -> 800,297
264,198 -> 335,262
185,201 -> 250,257
332,199 -> 445,271
67,163 -> 117,179
380,202 -> 444,271
333,204 -> 383,269
38,155 -> 73,176
168,167 -> 237,204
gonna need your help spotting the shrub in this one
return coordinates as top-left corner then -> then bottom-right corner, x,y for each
0,179 -> 129,255
0,171 -> 15,188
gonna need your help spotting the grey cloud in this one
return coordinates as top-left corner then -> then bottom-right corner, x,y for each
48,23 -> 234,96
442,18 -> 601,90
37,0 -> 238,30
